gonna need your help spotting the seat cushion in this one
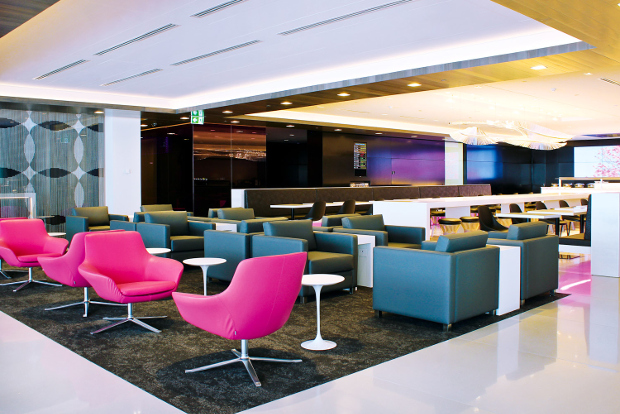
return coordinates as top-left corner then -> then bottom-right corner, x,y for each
507,222 -> 548,240
342,215 -> 385,231
145,211 -> 189,236
17,253 -> 62,263
307,251 -> 354,274
560,233 -> 590,246
73,206 -> 109,226
140,204 -> 173,212
217,208 -> 255,220
170,235 -> 204,252
117,280 -> 177,296
387,242 -> 421,249
89,225 -> 111,231
264,220 -> 317,251
435,231 -> 488,253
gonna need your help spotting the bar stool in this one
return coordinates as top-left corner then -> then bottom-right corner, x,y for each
438,218 -> 462,235
460,216 -> 479,232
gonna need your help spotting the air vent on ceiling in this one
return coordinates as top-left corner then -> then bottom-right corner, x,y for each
34,60 -> 89,80
95,24 -> 179,56
600,77 -> 620,87
191,0 -> 247,17
171,40 -> 261,66
278,0 -> 413,36
101,69 -> 162,86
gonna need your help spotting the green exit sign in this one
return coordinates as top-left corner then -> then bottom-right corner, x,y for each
191,110 -> 204,124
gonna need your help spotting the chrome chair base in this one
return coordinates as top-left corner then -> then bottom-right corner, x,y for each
1,268 -> 61,292
45,287 -> 125,317
185,339 -> 302,387
91,303 -> 166,334
0,259 -> 28,279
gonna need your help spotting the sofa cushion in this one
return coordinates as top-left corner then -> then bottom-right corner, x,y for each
307,251 -> 354,274
435,231 -> 488,253
342,215 -> 385,231
140,204 -> 173,212
559,233 -> 590,246
387,242 -> 420,249
264,220 -> 317,251
145,211 -> 189,237
89,225 -> 111,232
72,207 -> 109,226
170,235 -> 204,252
507,222 -> 548,240
218,208 -> 255,220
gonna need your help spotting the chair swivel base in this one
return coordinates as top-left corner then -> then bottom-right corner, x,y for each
91,303 -> 166,334
0,268 -> 61,292
45,287 -> 125,317
185,339 -> 302,387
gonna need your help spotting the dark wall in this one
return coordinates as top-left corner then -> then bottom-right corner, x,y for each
322,133 -> 445,186
466,145 -> 533,194
265,127 -> 322,187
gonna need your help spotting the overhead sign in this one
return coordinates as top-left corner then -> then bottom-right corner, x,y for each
191,110 -> 204,124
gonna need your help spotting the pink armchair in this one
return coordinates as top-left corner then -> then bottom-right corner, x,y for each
78,231 -> 183,334
39,231 -> 125,317
0,219 -> 68,292
0,217 -> 26,279
173,252 -> 307,387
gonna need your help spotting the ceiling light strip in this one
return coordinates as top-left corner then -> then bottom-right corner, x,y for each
171,40 -> 261,66
278,0 -> 413,36
101,69 -> 163,86
191,0 -> 247,17
34,60 -> 89,80
94,24 -> 179,56
600,77 -> 620,87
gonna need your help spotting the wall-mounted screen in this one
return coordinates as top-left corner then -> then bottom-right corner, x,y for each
354,142 -> 367,177
574,145 -> 620,177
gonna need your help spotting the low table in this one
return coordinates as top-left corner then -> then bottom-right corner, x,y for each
215,222 -> 237,232
146,247 -> 171,256
183,257 -> 226,295
301,274 -> 345,351
349,234 -> 375,288
488,244 -> 521,315
47,232 -> 66,238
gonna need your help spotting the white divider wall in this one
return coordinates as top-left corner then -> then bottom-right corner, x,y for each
591,192 -> 620,278
104,109 -> 141,217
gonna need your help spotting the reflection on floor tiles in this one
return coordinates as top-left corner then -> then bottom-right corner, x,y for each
4,254 -> 620,414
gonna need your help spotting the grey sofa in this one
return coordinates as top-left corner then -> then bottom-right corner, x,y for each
333,214 -> 425,248
373,231 -> 500,331
136,211 -> 215,261
321,213 -> 360,227
213,207 -> 288,233
66,206 -> 129,242
488,222 -> 559,301
133,204 -> 195,223
251,220 -> 357,302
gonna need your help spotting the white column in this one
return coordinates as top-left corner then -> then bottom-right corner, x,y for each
104,109 -> 141,217
591,192 -> 620,277
444,142 -> 463,185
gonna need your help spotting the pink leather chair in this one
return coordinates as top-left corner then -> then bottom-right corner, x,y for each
39,231 -> 125,317
0,217 -> 26,279
0,219 -> 68,292
78,231 -> 184,334
173,252 -> 307,387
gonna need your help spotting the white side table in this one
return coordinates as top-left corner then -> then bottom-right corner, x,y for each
301,274 -> 345,351
488,244 -> 521,315
146,247 -> 171,256
349,234 -> 375,288
183,257 -> 226,295
47,232 -> 66,238
215,223 -> 237,232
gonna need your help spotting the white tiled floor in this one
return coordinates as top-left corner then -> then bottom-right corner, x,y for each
4,255 -> 620,414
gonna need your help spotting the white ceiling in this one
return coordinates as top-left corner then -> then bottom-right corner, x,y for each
0,0 -> 579,110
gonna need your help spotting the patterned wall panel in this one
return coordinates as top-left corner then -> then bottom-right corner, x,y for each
0,109 -> 104,231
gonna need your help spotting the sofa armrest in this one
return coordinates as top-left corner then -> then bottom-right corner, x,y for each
110,220 -> 137,231
333,228 -> 388,246
487,231 -> 508,239
109,214 -> 128,222
136,222 -> 170,248
66,216 -> 88,242
315,232 -> 357,255
386,225 -> 425,244
251,235 -> 307,258
188,221 -> 215,236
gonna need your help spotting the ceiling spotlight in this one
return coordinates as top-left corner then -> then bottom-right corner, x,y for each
335,129 -> 342,132
222,110 -> 233,113
584,72 -> 592,76
231,120 -> 240,123
531,65 -> 547,70
375,132 -> 383,135
286,124 -> 294,128
94,110 -> 104,114
337,92 -> 350,97
407,82 -> 421,87
140,124 -> 147,127
180,116 -> 190,120
167,132 -> 175,135
284,139 -> 289,142
281,101 -> 292,105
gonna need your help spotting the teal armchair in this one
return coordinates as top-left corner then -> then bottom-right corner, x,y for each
213,207 -> 288,233
66,206 -> 128,242
333,214 -> 425,248
203,230 -> 252,282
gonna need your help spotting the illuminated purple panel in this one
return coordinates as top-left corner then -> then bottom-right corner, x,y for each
392,158 -> 444,185
367,157 -> 392,185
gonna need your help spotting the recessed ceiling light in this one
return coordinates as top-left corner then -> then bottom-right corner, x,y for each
223,110 -> 233,113
167,132 -> 175,135
375,132 -> 382,135
337,92 -> 350,97
531,65 -> 547,70
584,72 -> 592,76
284,139 -> 289,142
231,120 -> 239,123
290,134 -> 295,137
180,116 -> 190,120
140,124 -> 147,127
335,129 -> 342,132
407,82 -> 421,87
94,110 -> 104,114
286,124 -> 294,128
281,101 -> 292,105
381,113 -> 388,116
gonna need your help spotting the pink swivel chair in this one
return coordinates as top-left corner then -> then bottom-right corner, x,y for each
173,252 -> 307,387
0,217 -> 26,279
39,231 -> 125,317
0,219 -> 68,292
78,231 -> 183,334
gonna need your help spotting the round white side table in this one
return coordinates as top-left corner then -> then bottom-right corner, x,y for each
183,257 -> 226,295
146,247 -> 171,256
301,274 -> 345,351
47,232 -> 66,238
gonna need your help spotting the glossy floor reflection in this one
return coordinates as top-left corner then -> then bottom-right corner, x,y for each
243,255 -> 620,414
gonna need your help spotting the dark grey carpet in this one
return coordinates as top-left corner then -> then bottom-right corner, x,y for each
0,266 -> 566,414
